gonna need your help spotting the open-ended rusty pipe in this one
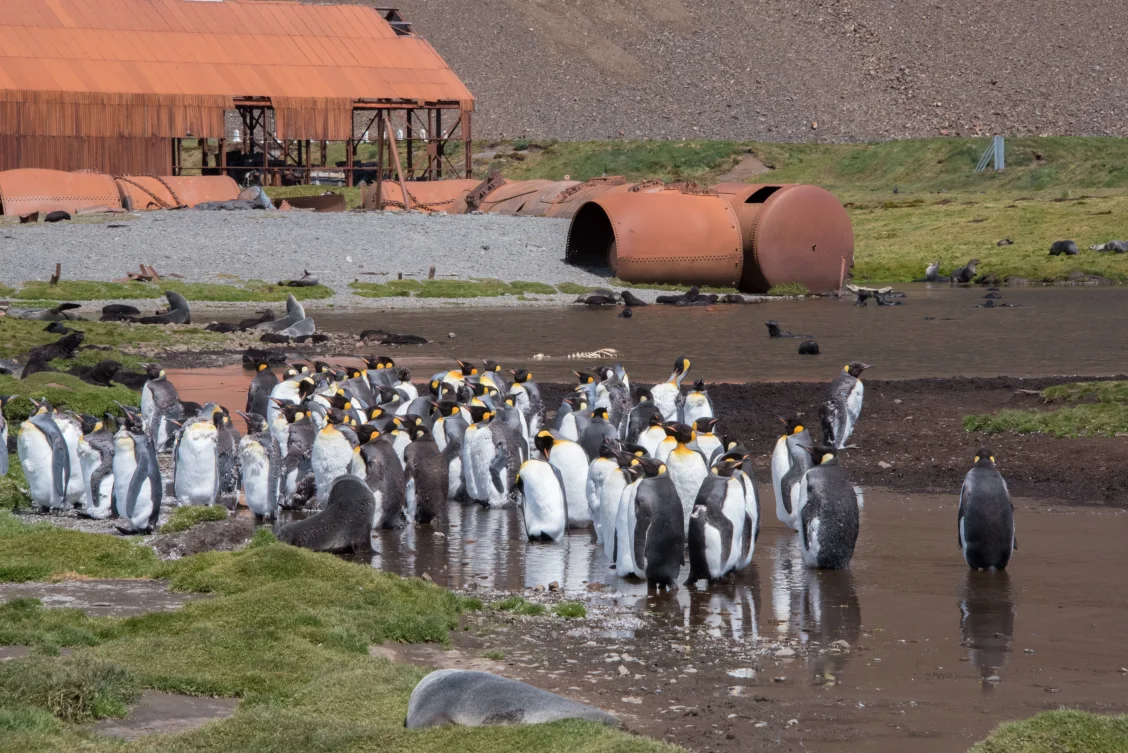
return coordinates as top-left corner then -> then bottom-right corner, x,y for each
566,189 -> 744,288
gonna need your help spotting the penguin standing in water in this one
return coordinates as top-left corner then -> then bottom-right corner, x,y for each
686,454 -> 750,585
585,437 -> 620,543
213,407 -> 241,501
579,407 -> 618,461
660,423 -> 709,533
958,448 -> 1017,571
614,462 -> 645,575
433,402 -> 468,501
516,457 -> 568,542
0,395 -> 13,477
112,429 -> 162,534
621,387 -> 658,443
795,446 -> 859,570
173,414 -> 220,506
819,362 -> 871,449
311,413 -> 360,507
141,366 -> 182,452
771,418 -> 813,531
353,426 -> 407,529
279,404 -> 315,507
509,369 -> 544,438
537,431 -> 593,528
651,356 -> 691,422
631,456 -> 685,589
680,380 -> 713,425
592,365 -> 632,429
600,452 -> 635,560
76,415 -> 116,520
18,403 -> 70,511
246,362 -> 278,418
236,412 -> 281,521
463,407 -> 524,508
404,425 -> 448,526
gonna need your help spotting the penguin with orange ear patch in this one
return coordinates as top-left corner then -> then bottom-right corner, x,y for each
958,448 -> 1016,571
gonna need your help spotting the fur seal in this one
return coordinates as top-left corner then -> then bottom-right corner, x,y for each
8,303 -> 83,322
1048,240 -> 1079,256
405,670 -> 619,729
276,475 -> 374,552
132,291 -> 191,325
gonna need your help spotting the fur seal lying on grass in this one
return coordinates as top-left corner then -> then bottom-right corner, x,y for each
276,475 -> 373,553
405,670 -> 619,729
8,302 -> 83,321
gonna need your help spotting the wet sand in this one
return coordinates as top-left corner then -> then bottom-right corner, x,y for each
364,491 -> 1128,753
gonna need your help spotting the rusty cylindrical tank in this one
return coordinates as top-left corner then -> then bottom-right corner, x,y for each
115,175 -> 239,210
713,183 -> 854,294
364,180 -> 481,213
0,169 -> 122,216
475,180 -> 563,215
566,189 -> 743,288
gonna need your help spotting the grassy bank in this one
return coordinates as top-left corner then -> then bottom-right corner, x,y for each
352,279 -> 559,299
964,381 -> 1128,438
12,279 -> 333,303
0,513 -> 667,752
971,710 -> 1128,753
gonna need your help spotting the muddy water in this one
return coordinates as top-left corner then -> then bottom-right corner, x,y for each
354,490 -> 1128,752
209,284 -> 1128,383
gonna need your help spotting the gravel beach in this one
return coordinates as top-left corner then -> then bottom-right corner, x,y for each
0,210 -> 619,310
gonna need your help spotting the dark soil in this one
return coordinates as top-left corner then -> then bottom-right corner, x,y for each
541,377 -> 1128,506
150,517 -> 255,559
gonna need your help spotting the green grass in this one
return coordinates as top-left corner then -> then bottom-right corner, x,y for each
1,455 -> 29,511
552,603 -> 587,619
14,280 -> 333,303
350,279 -> 565,300
269,185 -> 363,210
482,650 -> 505,661
608,278 -> 738,294
0,372 -> 140,424
0,317 -> 230,362
965,381 -> 1128,438
491,597 -> 547,617
971,710 -> 1128,753
555,283 -> 597,295
765,282 -> 811,296
0,518 -> 668,752
159,505 -> 229,534
0,511 -> 157,582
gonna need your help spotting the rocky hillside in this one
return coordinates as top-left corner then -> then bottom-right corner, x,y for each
395,0 -> 1126,142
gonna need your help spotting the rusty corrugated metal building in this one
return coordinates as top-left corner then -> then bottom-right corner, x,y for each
0,0 -> 474,177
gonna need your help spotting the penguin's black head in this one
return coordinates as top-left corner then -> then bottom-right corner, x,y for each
355,425 -> 379,444
592,366 -> 615,382
591,407 -> 609,421
573,370 -> 596,385
313,361 -> 333,374
534,430 -> 556,455
691,379 -> 706,393
779,417 -> 806,437
256,362 -> 272,373
73,413 -> 100,434
456,359 -> 478,377
297,378 -> 316,400
711,452 -> 745,477
635,387 -> 652,403
597,436 -> 619,458
237,411 -> 268,434
144,364 -> 164,380
973,447 -> 996,466
397,367 -> 411,383
376,386 -> 402,406
100,414 -> 119,434
345,366 -> 364,380
367,406 -> 384,422
467,405 -> 491,424
434,401 -> 460,418
412,425 -> 432,441
620,442 -> 648,458
636,456 -> 667,478
662,422 -> 694,444
671,356 -> 691,377
328,394 -> 353,411
510,369 -> 531,384
647,413 -> 664,428
280,403 -> 306,424
694,417 -> 720,434
326,408 -> 349,426
845,362 -> 872,378
482,360 -> 501,373
470,380 -> 490,397
805,445 -> 838,465
623,464 -> 644,483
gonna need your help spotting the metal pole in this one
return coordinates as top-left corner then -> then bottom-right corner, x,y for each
406,109 -> 413,177
435,109 -> 443,179
304,140 -> 311,185
262,113 -> 269,186
346,137 -> 354,188
374,112 -> 385,208
463,110 -> 472,178
219,137 -> 226,177
385,112 -> 411,211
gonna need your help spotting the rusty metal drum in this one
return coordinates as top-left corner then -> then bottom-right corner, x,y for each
0,168 -> 121,216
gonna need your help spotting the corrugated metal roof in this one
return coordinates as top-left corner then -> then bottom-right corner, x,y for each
0,0 -> 473,104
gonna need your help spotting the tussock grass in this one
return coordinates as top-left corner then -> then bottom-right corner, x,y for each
555,283 -> 597,295
0,654 -> 139,723
0,511 -> 156,583
971,710 -> 1128,753
0,317 -> 229,361
552,602 -> 587,619
14,279 -> 333,303
0,372 -> 140,424
351,279 -> 563,299
159,505 -> 228,534
482,649 -> 505,661
0,455 -> 29,511
965,381 -> 1128,438
491,596 -> 546,617
0,598 -> 115,651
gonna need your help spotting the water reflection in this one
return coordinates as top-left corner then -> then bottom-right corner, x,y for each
960,570 -> 1015,689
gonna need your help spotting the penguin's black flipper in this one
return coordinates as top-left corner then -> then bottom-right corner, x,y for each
684,505 -> 709,586
957,485 -> 969,548
489,442 -> 510,495
818,400 -> 837,448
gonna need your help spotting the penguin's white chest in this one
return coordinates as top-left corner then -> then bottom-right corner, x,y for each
639,426 -> 666,457
239,440 -> 274,516
558,412 -> 580,441
651,383 -> 679,422
140,385 -> 156,423
58,421 -> 88,505
615,480 -> 642,576
719,477 -> 747,572
548,442 -> 591,525
175,428 -> 219,506
600,470 -> 629,559
846,381 -> 864,424
18,424 -> 63,508
585,457 -> 617,541
667,448 -> 708,531
682,393 -> 712,424
312,430 -> 355,505
518,460 -> 567,541
112,436 -> 138,519
461,425 -> 491,502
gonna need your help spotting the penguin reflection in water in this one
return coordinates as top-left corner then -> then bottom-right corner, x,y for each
795,446 -> 859,570
958,448 -> 1017,571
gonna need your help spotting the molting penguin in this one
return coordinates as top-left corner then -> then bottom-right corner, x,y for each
819,362 -> 870,449
0,395 -> 12,477
464,407 -> 524,509
771,418 -> 814,531
621,387 -> 659,443
795,446 -> 859,570
172,415 -> 220,506
112,430 -> 162,534
651,356 -> 691,422
276,475 -> 374,553
584,437 -> 620,543
246,362 -> 278,418
355,427 -> 407,529
685,453 -> 750,585
958,448 -> 1017,571
279,404 -> 315,506
593,365 -> 632,428
509,369 -> 544,438
141,366 -> 183,452
680,379 -> 713,425
660,422 -> 709,534
516,458 -> 568,542
434,401 -> 468,501
77,415 -> 116,520
213,407 -> 241,499
578,407 -> 618,461
404,425 -> 448,527
537,431 -> 593,528
17,403 -> 70,511
236,412 -> 281,521
631,456 -> 685,589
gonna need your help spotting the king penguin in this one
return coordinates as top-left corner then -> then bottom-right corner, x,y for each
355,427 -> 407,529
0,395 -> 12,477
279,404 -> 315,507
631,456 -> 685,589
112,429 -> 162,534
237,412 -> 281,521
77,414 -> 116,520
660,423 -> 709,534
312,412 -> 360,507
537,431 -> 593,528
621,387 -> 659,443
771,418 -> 814,531
213,407 -> 241,500
585,437 -> 620,544
54,410 -> 89,508
515,457 -> 568,542
680,379 -> 714,425
690,417 -> 723,465
246,361 -> 278,418
600,451 -> 635,560
18,402 -> 70,511
637,413 -> 667,457
404,425 -> 448,526
795,446 -> 859,569
509,369 -> 545,438
819,362 -> 871,449
651,356 -> 691,423
958,448 -> 1017,571
579,407 -> 618,461
173,414 -> 220,506
686,453 -> 749,585
140,366 -> 182,452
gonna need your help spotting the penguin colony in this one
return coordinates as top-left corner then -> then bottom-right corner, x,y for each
2,353 -> 1016,574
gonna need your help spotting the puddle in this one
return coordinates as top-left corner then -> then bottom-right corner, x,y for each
0,580 -> 207,617
93,690 -> 239,740
348,489 -> 1128,752
216,284 -> 1128,382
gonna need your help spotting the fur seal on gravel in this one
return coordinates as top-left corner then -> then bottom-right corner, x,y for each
257,295 -> 306,332
405,670 -> 619,729
276,475 -> 374,553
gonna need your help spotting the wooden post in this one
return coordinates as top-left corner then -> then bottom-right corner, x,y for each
435,109 -> 443,179
406,109 -> 413,178
374,112 -> 384,209
304,140 -> 312,185
263,127 -> 269,186
462,110 -> 472,178
385,112 -> 411,211
346,137 -> 354,188
218,137 -> 227,177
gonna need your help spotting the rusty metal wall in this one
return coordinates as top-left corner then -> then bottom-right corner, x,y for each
0,136 -> 171,176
